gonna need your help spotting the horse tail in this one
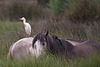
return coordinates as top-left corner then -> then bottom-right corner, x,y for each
7,43 -> 15,60
7,51 -> 12,60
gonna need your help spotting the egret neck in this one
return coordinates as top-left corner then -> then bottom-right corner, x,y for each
23,19 -> 26,24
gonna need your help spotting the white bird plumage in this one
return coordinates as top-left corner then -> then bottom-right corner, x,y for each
19,17 -> 31,36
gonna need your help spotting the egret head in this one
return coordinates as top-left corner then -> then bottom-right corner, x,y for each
19,17 -> 26,22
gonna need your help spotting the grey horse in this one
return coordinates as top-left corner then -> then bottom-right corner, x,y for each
7,37 -> 46,60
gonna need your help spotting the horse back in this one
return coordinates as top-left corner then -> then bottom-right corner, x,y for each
73,40 -> 100,58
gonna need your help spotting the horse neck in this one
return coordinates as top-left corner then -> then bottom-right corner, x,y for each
46,36 -> 74,54
57,39 -> 75,58
60,39 -> 74,51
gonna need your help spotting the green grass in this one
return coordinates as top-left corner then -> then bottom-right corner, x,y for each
68,56 -> 100,67
0,22 -> 21,32
0,53 -> 100,67
0,21 -> 100,67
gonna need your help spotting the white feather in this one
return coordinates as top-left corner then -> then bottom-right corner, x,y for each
24,22 -> 31,35
19,17 -> 31,36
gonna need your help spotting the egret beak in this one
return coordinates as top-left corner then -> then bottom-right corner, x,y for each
19,18 -> 22,20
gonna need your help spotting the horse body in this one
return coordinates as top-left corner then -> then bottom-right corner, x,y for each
73,40 -> 100,58
32,32 -> 100,59
7,37 -> 45,60
66,39 -> 83,46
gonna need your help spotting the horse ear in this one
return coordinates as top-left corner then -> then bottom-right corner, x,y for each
44,31 -> 49,37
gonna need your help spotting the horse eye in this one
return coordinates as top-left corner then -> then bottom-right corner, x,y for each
42,43 -> 45,45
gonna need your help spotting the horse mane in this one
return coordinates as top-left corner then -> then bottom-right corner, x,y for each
46,35 -> 75,57
32,33 -> 45,48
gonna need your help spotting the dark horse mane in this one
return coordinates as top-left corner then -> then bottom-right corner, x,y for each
32,33 -> 45,48
47,35 -> 74,55
32,32 -> 75,58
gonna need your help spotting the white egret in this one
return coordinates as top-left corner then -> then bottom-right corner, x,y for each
19,17 -> 31,36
